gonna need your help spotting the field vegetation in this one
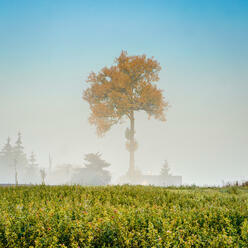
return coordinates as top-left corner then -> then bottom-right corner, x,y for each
0,185 -> 247,247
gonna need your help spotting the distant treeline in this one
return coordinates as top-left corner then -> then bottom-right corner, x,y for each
0,133 -> 111,185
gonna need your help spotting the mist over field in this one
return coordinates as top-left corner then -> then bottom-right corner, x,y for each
1,1 -> 248,248
0,0 -> 248,186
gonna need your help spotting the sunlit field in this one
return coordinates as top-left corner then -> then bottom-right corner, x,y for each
0,185 -> 248,247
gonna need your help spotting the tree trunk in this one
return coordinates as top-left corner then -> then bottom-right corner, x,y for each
128,111 -> 135,179
14,159 -> 18,185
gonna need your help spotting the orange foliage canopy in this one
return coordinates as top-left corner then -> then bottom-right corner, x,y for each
83,51 -> 168,136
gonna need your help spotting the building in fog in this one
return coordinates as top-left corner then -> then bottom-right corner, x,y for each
141,174 -> 182,186
119,160 -> 182,186
119,172 -> 182,186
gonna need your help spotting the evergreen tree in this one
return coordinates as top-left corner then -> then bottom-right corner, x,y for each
72,153 -> 111,185
84,153 -> 111,185
160,160 -> 171,177
24,151 -> 40,184
0,137 -> 15,183
84,153 -> 110,170
0,136 -> 14,183
0,137 -> 13,162
13,132 -> 28,167
29,152 -> 38,167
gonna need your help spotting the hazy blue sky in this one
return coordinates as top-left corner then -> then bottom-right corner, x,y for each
0,0 -> 247,185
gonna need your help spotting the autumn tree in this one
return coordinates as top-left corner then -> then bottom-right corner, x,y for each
83,51 -> 168,180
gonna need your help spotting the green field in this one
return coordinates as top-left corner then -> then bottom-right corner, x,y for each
0,185 -> 248,248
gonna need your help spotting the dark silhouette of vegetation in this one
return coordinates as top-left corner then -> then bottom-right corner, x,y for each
72,153 -> 111,186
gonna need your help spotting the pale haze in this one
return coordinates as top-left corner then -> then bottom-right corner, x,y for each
0,0 -> 247,185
